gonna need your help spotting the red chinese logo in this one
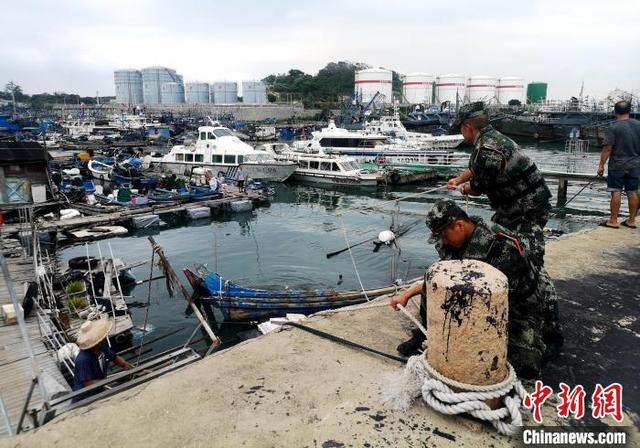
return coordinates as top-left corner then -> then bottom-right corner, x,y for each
522,382 -> 624,424
591,383 -> 623,422
523,380 -> 553,423
556,383 -> 586,419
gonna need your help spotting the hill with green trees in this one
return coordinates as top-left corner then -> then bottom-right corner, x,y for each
1,82 -> 114,109
262,61 -> 402,109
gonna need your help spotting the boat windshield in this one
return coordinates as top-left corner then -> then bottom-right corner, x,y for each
212,128 -> 233,138
340,161 -> 361,171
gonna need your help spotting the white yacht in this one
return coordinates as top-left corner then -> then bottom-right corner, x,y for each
155,125 -> 296,182
297,121 -> 469,169
262,143 -> 381,187
364,110 -> 464,150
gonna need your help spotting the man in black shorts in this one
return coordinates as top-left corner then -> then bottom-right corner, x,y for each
598,100 -> 640,229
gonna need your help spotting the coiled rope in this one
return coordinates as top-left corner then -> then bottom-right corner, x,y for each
388,355 -> 528,436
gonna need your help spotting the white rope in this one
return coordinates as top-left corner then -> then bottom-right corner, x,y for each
338,214 -> 369,301
385,355 -> 527,436
397,304 -> 428,339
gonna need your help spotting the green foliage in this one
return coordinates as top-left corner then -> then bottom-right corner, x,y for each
1,81 -> 114,106
65,280 -> 86,294
68,295 -> 88,311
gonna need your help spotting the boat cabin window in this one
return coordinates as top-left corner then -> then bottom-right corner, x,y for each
309,161 -> 319,170
340,161 -> 359,171
212,154 -> 223,163
298,160 -> 308,169
224,154 -> 235,164
237,155 -> 244,164
185,154 -> 194,162
175,153 -> 184,161
195,154 -> 204,162
319,138 -> 379,149
320,162 -> 331,171
213,129 -> 233,138
200,132 -> 207,140
207,132 -> 216,140
331,163 -> 340,172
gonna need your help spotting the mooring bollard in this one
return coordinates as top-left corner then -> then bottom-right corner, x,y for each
426,259 -> 509,386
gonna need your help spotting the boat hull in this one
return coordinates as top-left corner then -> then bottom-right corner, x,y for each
158,161 -> 296,182
290,171 -> 379,187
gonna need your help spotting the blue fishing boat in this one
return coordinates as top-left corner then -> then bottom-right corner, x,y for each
183,267 -> 409,321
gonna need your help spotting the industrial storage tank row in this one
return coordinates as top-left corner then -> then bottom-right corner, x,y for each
397,73 -> 531,105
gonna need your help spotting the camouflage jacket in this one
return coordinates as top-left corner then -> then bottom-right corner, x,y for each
469,125 -> 552,225
435,217 -> 545,326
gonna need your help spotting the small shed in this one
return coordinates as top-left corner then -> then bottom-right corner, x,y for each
0,141 -> 53,207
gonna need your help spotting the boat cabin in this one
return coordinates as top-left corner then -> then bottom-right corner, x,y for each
164,126 -> 255,166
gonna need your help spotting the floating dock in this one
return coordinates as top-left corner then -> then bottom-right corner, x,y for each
4,225 -> 638,446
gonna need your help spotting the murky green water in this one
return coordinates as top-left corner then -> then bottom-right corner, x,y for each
59,141 -> 614,355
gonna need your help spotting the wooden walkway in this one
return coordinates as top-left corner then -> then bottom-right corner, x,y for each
0,239 -> 70,436
0,191 -> 262,236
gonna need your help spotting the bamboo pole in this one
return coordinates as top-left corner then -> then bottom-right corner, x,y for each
147,237 -> 221,348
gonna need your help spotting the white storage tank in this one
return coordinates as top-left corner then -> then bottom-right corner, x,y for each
497,77 -> 525,105
211,82 -> 238,104
185,82 -> 210,103
242,81 -> 267,104
114,69 -> 143,104
436,74 -> 466,105
160,82 -> 185,104
466,75 -> 497,104
355,68 -> 393,104
142,66 -> 182,104
402,73 -> 434,104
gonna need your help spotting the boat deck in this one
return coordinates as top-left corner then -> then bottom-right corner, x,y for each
0,239 -> 70,436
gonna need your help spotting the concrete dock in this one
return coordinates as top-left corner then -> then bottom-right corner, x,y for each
2,225 -> 638,447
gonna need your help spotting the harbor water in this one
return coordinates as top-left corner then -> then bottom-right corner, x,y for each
58,141 -> 612,355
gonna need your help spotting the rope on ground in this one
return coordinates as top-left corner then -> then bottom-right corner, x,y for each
384,355 -> 528,436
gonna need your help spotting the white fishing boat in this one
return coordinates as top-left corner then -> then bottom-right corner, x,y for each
262,143 -> 381,187
153,124 -> 296,182
295,120 -> 469,169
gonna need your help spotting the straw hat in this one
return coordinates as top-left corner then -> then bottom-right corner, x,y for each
76,318 -> 113,350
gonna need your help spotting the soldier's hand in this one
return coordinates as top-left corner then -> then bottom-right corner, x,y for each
446,178 -> 458,190
389,294 -> 409,311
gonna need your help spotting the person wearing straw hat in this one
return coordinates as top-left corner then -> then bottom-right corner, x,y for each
72,318 -> 132,403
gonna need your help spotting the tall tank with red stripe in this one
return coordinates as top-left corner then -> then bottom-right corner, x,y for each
497,77 -> 525,104
401,72 -> 434,104
436,74 -> 466,104
354,68 -> 393,104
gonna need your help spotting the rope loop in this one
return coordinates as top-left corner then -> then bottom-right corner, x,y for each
405,355 -> 526,436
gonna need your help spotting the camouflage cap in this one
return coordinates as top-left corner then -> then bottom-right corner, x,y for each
451,101 -> 487,132
426,199 -> 469,243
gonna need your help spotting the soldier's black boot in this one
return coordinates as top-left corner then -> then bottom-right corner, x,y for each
397,329 -> 426,357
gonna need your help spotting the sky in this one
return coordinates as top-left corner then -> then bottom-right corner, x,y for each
1,0 -> 639,100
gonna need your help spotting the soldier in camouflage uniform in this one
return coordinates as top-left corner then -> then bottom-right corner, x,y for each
390,199 -> 563,379
446,102 -> 552,270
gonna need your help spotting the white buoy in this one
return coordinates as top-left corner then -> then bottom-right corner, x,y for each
378,230 -> 396,245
